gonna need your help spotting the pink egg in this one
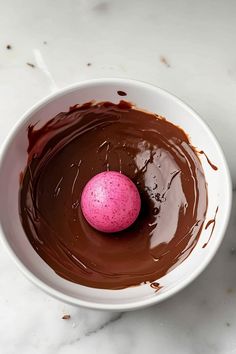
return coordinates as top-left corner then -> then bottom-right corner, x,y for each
81,171 -> 141,233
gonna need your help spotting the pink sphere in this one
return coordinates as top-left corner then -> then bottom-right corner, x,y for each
81,171 -> 141,233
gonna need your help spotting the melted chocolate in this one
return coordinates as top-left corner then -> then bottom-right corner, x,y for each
19,101 -> 208,289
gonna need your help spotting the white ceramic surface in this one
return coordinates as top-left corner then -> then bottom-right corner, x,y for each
0,78 -> 232,311
1,0 -> 236,352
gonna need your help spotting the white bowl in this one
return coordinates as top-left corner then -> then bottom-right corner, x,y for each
0,78 -> 232,311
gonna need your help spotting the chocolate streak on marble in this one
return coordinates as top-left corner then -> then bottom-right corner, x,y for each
19,101 -> 208,289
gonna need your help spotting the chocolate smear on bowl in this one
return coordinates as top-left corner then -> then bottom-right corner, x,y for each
202,206 -> 219,248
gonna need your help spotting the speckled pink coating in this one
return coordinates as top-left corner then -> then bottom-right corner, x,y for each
81,171 -> 141,233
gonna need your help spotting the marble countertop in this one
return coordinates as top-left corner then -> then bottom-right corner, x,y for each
1,0 -> 236,353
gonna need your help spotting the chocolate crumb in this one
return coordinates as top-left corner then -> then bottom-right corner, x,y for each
117,90 -> 127,96
26,62 -> 36,68
6,44 -> 12,50
160,56 -> 170,68
62,314 -> 71,320
87,63 -> 92,66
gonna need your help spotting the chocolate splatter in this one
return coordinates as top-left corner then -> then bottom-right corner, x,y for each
117,91 -> 127,96
150,282 -> 163,292
202,206 -> 219,248
198,151 -> 218,171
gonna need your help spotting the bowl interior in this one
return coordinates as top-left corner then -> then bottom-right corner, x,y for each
0,79 -> 231,310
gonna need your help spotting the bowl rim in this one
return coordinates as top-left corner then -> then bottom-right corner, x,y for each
0,78 -> 232,311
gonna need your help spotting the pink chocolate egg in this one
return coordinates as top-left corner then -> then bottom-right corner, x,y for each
81,171 -> 141,233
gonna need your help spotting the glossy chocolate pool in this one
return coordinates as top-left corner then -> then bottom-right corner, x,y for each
19,101 -> 208,289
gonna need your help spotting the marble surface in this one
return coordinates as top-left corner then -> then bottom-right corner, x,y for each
1,0 -> 236,353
